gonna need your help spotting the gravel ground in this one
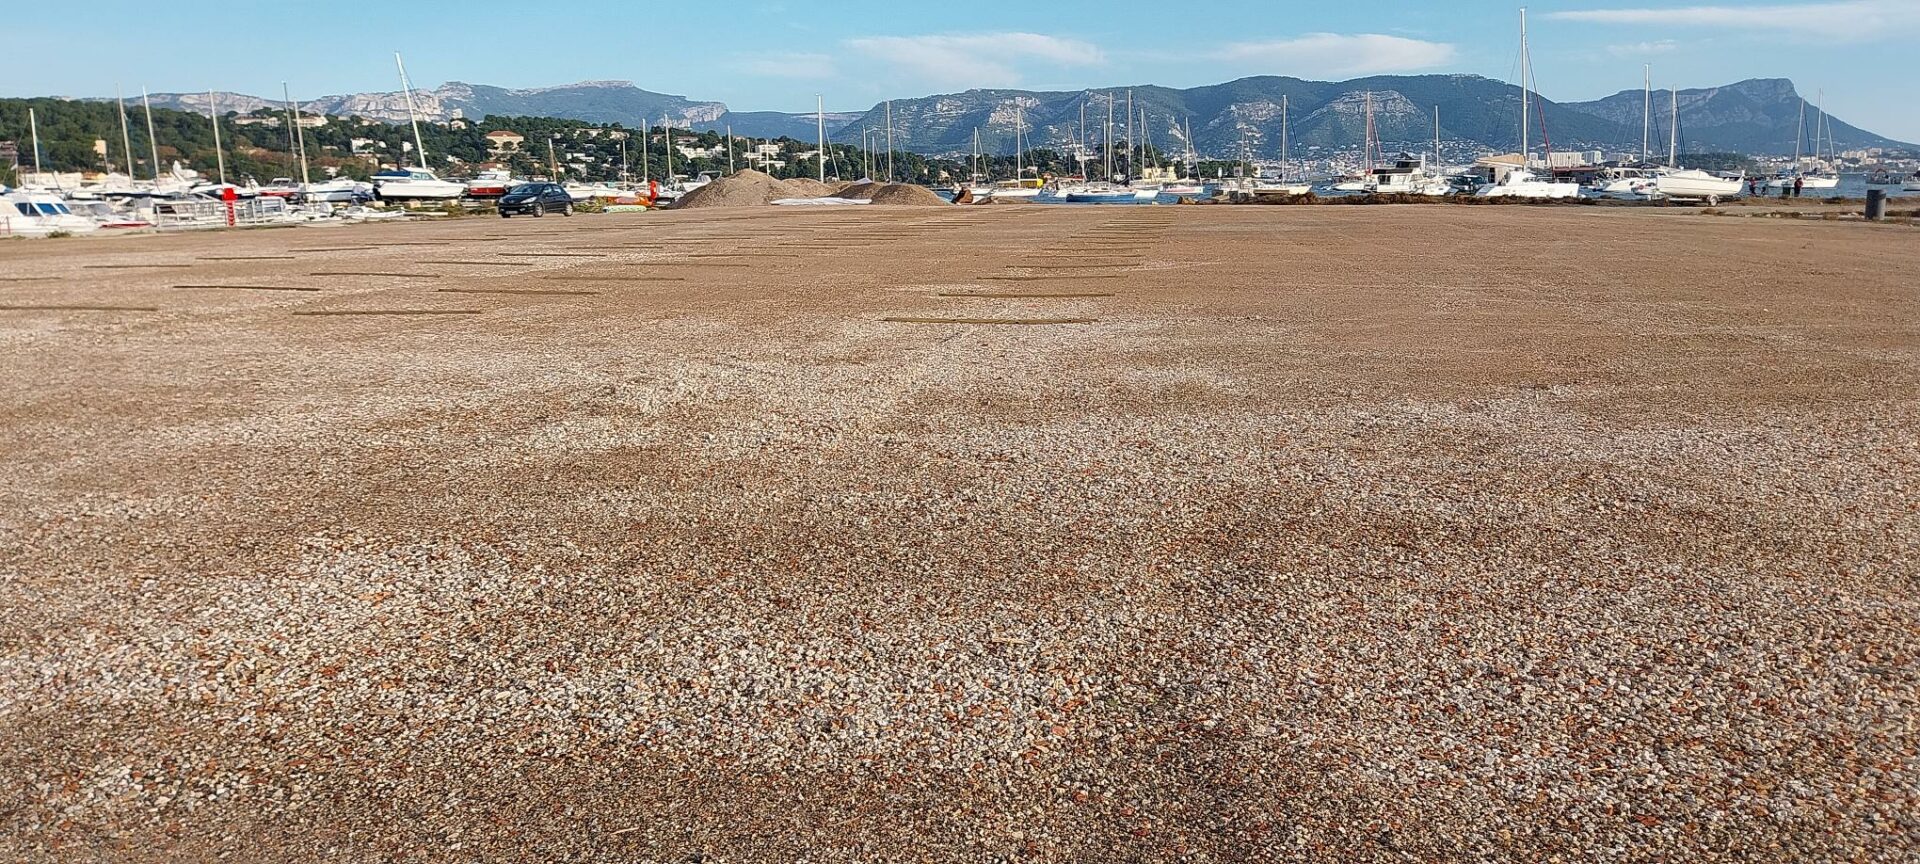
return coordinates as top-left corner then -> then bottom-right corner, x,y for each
1,206 -> 1916,862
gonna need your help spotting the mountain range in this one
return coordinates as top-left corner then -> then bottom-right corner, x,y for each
118,76 -> 1911,159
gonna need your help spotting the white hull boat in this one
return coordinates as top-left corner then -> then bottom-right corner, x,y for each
2,190 -> 103,236
1655,169 -> 1744,202
1765,174 -> 1840,190
1476,169 -> 1583,199
1251,182 -> 1313,198
373,168 -> 466,201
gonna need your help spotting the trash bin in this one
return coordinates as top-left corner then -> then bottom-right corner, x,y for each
1866,189 -> 1887,221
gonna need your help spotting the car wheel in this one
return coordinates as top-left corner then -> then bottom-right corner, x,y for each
532,202 -> 545,217
500,211 -> 511,219
562,203 -> 573,217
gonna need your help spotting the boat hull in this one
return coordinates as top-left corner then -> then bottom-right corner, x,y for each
1655,172 -> 1745,201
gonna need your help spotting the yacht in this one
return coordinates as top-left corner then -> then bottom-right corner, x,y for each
2,189 -> 103,237
372,168 -> 466,201
1592,165 -> 1662,197
1364,154 -> 1452,196
301,178 -> 371,203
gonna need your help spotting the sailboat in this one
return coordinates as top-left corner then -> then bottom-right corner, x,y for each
993,103 -> 1045,200
372,53 -> 466,201
1766,92 -> 1841,190
1161,117 -> 1208,196
1595,65 -> 1663,197
1652,87 -> 1744,202
1478,9 -> 1582,199
1254,94 -> 1312,197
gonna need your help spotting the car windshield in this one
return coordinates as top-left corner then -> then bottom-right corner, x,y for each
508,184 -> 545,194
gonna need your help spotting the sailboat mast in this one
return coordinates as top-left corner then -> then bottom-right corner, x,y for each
1015,102 -> 1025,182
1669,88 -> 1678,168
1280,94 -> 1289,182
1793,97 -> 1806,170
1104,93 -> 1114,182
1364,91 -> 1374,174
141,88 -> 160,182
817,94 -> 827,184
1641,64 -> 1651,163
208,90 -> 227,184
884,101 -> 894,183
1520,7 -> 1530,169
1125,89 -> 1133,182
664,115 -> 674,182
115,86 -> 135,178
1434,105 -> 1441,171
284,82 -> 311,186
394,53 -> 428,170
27,108 -> 42,179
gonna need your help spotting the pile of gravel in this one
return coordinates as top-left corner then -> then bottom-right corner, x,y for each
670,170 -> 825,209
835,182 -> 951,206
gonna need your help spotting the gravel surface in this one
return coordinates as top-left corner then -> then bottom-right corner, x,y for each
1,206 -> 1916,862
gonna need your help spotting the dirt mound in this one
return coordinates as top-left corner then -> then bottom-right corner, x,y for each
669,170 -> 802,209
867,184 -> 949,206
781,178 -> 837,198
830,182 -> 948,206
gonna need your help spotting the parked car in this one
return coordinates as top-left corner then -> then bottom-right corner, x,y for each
498,182 -> 574,218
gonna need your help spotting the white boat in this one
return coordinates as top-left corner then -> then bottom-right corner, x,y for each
65,199 -> 154,229
2,189 -> 103,236
1251,180 -> 1313,198
1904,172 -> 1920,192
302,178 -> 371,203
992,178 -> 1045,200
1766,91 -> 1842,191
1478,10 -> 1584,201
1655,168 -> 1744,202
1593,166 -> 1660,197
1365,155 -> 1452,196
1765,173 -> 1840,190
372,168 -> 466,201
1478,168 -> 1584,199
563,182 -> 626,202
1650,88 -> 1745,203
1161,182 -> 1207,197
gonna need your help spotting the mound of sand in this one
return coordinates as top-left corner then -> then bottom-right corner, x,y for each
671,170 -> 825,209
781,178 -> 837,198
831,182 -> 949,206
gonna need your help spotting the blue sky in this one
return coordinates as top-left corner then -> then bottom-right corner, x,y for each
7,0 -> 1916,142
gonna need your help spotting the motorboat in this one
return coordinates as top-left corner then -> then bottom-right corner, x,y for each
1654,169 -> 1745,203
2,189 -> 103,236
1251,180 -> 1313,199
1161,181 -> 1208,197
372,168 -> 466,201
301,178 -> 371,203
65,199 -> 154,229
258,178 -> 303,199
1363,155 -> 1452,196
563,181 -> 626,202
1905,172 -> 1920,192
1591,165 -> 1662,197
1061,184 -> 1139,203
1476,168 -> 1583,199
463,169 -> 515,199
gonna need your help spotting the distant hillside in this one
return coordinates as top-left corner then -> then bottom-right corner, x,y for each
78,75 -> 1914,159
829,75 -> 1913,158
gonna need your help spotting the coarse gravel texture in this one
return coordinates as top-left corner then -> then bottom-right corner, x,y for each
1,205 -> 1916,863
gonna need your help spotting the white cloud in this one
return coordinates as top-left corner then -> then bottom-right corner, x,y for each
844,32 -> 1103,88
1219,34 -> 1458,77
740,52 -> 838,79
1548,2 -> 1920,41
1605,39 -> 1682,56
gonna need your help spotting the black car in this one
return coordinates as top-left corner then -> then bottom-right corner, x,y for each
498,182 -> 574,218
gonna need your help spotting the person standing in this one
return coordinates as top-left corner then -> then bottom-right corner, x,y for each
1793,176 -> 1804,198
